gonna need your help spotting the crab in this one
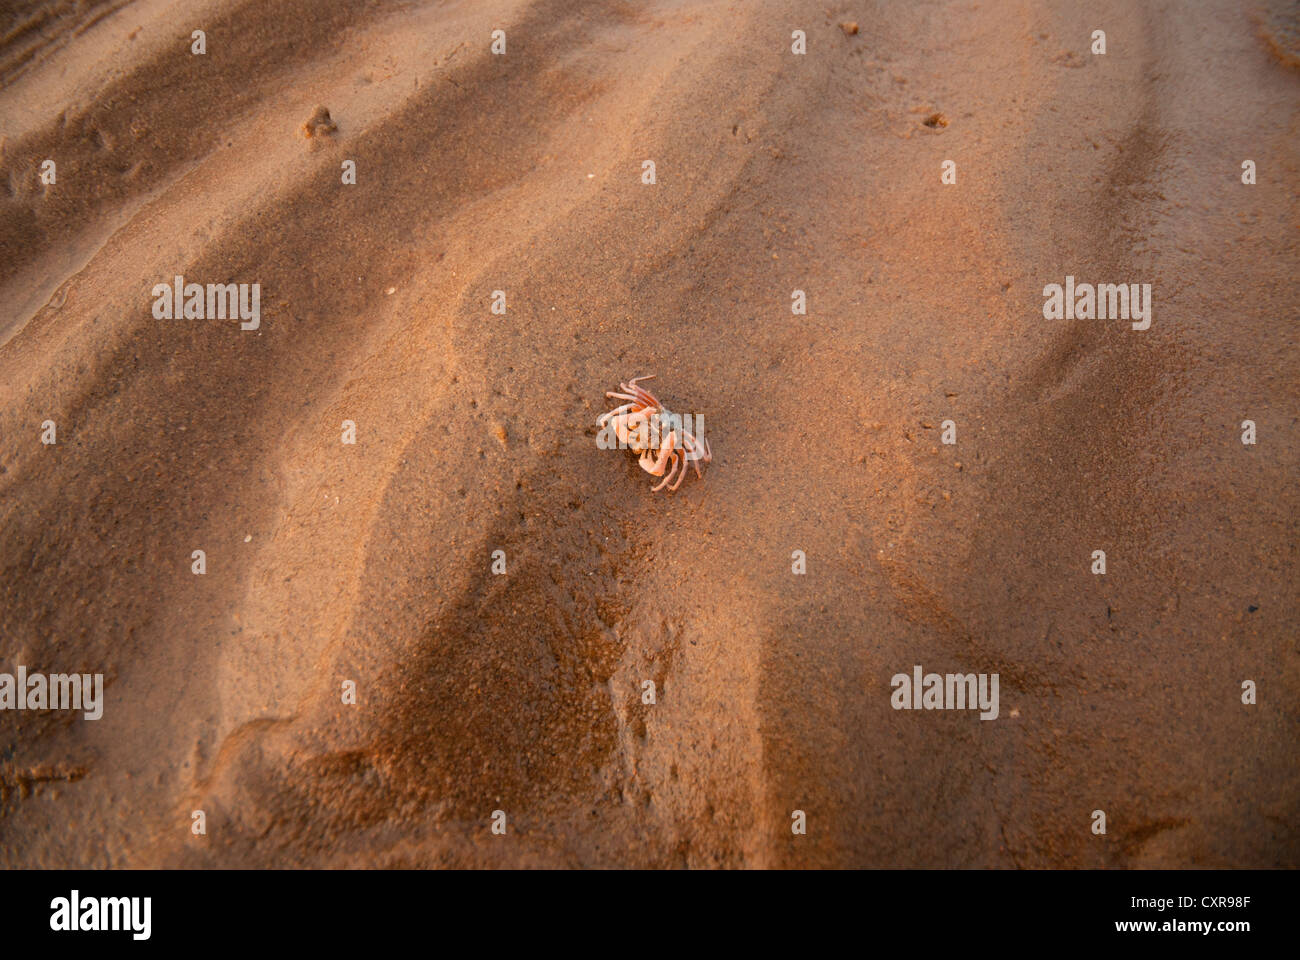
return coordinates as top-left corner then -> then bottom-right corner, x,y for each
598,375 -> 712,492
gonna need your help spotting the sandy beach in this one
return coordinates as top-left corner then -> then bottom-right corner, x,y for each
1,0 -> 1296,868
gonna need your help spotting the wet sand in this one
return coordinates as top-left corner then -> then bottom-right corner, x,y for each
0,0 -> 1297,867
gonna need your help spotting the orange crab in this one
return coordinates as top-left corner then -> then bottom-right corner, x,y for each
598,375 -> 712,492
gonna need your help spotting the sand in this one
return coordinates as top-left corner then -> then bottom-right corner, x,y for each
0,0 -> 1296,868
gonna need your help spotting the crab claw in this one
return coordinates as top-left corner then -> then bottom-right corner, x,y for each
638,430 -> 676,476
652,452 -> 681,492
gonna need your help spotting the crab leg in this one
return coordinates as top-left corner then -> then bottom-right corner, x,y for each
680,433 -> 709,477
620,377 -> 661,408
598,402 -> 641,427
668,451 -> 688,491
652,452 -> 680,491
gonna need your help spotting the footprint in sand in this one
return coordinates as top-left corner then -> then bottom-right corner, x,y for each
301,105 -> 337,138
